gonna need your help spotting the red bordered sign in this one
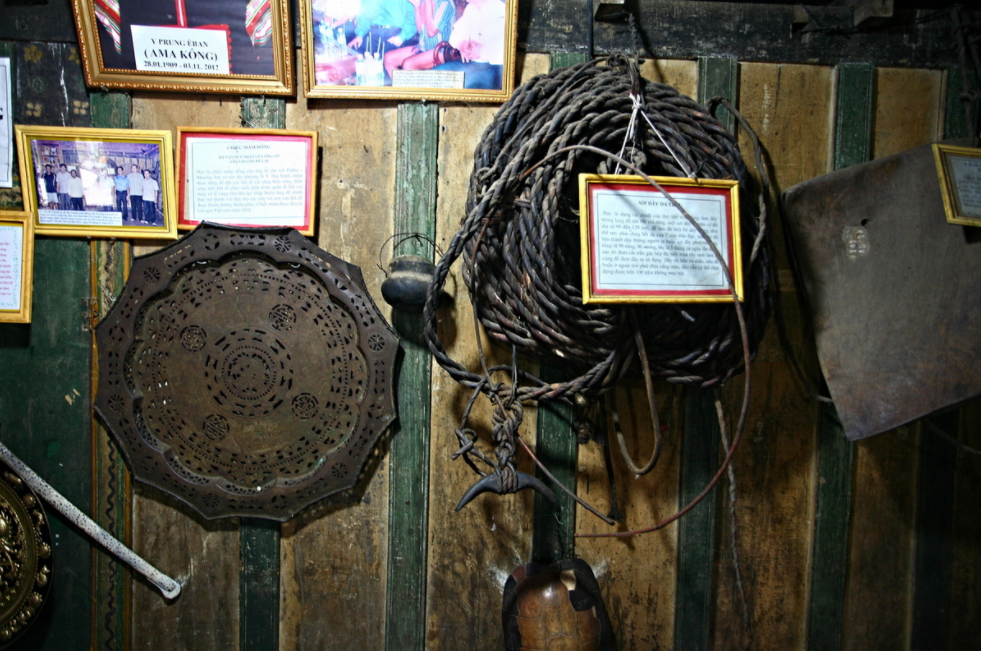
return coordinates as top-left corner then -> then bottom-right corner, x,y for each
579,174 -> 743,304
177,127 -> 318,236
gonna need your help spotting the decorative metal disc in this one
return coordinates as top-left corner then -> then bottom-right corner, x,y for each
94,224 -> 399,521
0,462 -> 52,647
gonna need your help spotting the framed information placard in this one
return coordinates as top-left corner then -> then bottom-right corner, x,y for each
579,174 -> 743,304
177,128 -> 319,235
0,211 -> 34,324
15,125 -> 177,240
933,143 -> 981,227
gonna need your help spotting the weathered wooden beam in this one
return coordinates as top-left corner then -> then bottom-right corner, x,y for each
385,102 -> 438,651
520,1 -> 968,69
0,40 -> 95,651
527,52 -> 589,567
674,387 -> 720,651
804,61 -> 870,651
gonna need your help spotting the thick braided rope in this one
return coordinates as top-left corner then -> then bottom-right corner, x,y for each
424,57 -> 770,403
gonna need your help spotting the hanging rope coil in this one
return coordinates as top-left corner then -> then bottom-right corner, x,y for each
424,56 -> 771,405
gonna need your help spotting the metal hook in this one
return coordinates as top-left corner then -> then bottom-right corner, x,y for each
455,470 -> 556,511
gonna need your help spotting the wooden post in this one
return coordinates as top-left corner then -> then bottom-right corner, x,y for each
529,51 -> 590,566
805,61 -> 871,651
385,101 -> 438,651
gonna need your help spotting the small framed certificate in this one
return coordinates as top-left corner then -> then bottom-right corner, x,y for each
0,211 -> 34,324
933,143 -> 981,227
177,128 -> 319,236
579,174 -> 743,304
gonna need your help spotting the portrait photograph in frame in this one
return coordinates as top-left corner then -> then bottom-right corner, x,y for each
16,125 -> 178,240
579,174 -> 743,304
933,143 -> 981,227
71,0 -> 294,95
0,211 -> 35,324
177,127 -> 319,236
301,0 -> 517,102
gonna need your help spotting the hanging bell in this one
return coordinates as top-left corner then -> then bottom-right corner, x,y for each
381,254 -> 440,314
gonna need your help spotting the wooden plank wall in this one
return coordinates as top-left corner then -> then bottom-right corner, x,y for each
2,38 -> 981,651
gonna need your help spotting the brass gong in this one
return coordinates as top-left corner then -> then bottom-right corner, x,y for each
0,461 -> 52,647
94,224 -> 400,520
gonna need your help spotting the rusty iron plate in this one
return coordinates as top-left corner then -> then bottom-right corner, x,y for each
0,460 -> 52,647
782,139 -> 981,441
94,224 -> 399,520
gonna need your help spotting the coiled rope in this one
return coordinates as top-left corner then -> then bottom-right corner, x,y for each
423,56 -> 771,521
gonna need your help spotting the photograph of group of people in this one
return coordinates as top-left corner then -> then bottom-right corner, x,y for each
311,0 -> 507,90
31,140 -> 164,227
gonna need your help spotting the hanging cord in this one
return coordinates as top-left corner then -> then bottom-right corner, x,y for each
572,145 -> 754,537
709,95 -> 835,405
923,415 -> 981,457
716,396 -> 752,641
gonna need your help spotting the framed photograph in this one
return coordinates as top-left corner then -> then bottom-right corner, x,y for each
177,128 -> 319,235
578,174 -> 743,304
933,143 -> 981,227
71,0 -> 294,95
300,0 -> 517,102
0,211 -> 34,324
15,126 -> 178,240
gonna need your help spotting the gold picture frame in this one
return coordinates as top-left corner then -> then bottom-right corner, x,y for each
16,125 -> 178,240
0,211 -> 35,324
300,0 -> 517,102
579,174 -> 743,304
71,0 -> 294,95
177,127 -> 319,235
933,143 -> 981,227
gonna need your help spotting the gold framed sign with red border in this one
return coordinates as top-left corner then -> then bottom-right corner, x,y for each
0,210 -> 35,324
177,127 -> 319,236
579,174 -> 743,304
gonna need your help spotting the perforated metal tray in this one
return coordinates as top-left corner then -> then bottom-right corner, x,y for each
94,224 -> 399,520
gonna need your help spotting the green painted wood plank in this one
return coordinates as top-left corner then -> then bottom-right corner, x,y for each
528,52 -> 591,566
89,91 -> 131,651
672,57 -> 736,651
673,387 -> 720,651
807,405 -> 853,651
531,370 -> 576,565
833,63 -> 874,171
698,57 -> 738,134
385,101 -> 437,651
0,40 -> 95,651
805,62 -> 872,651
238,96 -> 285,651
911,412 -> 956,651
241,96 -> 286,130
944,66 -> 970,141
550,52 -> 589,71
240,518 -> 281,651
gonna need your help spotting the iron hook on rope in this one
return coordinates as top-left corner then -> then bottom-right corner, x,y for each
455,469 -> 557,511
